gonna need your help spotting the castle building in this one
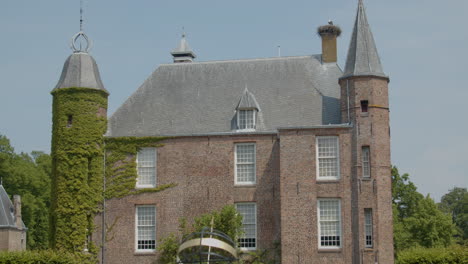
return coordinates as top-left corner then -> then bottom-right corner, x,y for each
0,185 -> 27,251
50,0 -> 394,263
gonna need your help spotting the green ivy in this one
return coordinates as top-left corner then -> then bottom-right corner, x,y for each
104,136 -> 175,199
50,88 -> 176,255
50,87 -> 108,253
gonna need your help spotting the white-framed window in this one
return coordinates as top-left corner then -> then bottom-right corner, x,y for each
136,148 -> 156,188
135,205 -> 156,252
237,109 -> 256,130
365,208 -> 373,248
235,143 -> 256,185
317,199 -> 342,249
316,136 -> 340,180
362,146 -> 370,178
236,203 -> 257,250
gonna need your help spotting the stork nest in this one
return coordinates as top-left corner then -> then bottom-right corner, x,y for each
317,25 -> 342,37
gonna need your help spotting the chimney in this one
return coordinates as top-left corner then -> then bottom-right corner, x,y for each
317,21 -> 342,63
13,195 -> 22,228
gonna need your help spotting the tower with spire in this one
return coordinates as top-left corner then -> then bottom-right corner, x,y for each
340,0 -> 394,263
49,23 -> 109,252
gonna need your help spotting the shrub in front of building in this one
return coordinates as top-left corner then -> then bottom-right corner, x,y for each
0,250 -> 96,264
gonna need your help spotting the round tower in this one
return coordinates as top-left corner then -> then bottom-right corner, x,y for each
339,1 -> 393,264
49,31 -> 108,252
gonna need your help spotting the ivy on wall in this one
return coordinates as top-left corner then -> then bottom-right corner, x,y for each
50,88 -> 108,253
50,88 -> 176,255
104,136 -> 176,199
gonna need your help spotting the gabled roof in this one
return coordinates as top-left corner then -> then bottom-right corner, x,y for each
236,87 -> 260,110
108,55 -> 342,137
0,185 -> 26,230
53,52 -> 108,93
343,0 -> 386,79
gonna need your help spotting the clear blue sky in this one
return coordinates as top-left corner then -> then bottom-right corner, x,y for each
1,0 -> 467,201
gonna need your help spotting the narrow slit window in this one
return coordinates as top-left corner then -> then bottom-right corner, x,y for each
365,208 -> 373,248
362,146 -> 370,178
67,115 -> 73,127
361,100 -> 369,113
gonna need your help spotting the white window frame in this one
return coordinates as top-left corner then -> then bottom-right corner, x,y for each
135,205 -> 156,253
316,136 -> 340,180
365,208 -> 373,248
237,109 -> 256,131
234,143 -> 256,185
236,203 -> 257,250
362,146 -> 370,178
136,147 -> 157,188
317,198 -> 342,249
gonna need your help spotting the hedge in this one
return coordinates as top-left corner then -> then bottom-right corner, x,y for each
397,246 -> 468,264
0,250 -> 96,264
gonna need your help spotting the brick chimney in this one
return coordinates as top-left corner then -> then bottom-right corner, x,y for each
317,22 -> 342,63
13,195 -> 22,228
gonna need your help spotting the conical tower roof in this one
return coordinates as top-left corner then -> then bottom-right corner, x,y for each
52,32 -> 107,93
343,0 -> 386,79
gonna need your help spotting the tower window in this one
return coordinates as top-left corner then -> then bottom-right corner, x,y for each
362,146 -> 370,178
365,208 -> 373,248
361,100 -> 369,113
67,115 -> 73,127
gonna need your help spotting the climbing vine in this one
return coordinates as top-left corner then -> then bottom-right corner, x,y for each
50,87 -> 108,253
50,88 -> 176,255
104,136 -> 175,199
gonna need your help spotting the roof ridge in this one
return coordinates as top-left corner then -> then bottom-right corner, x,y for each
160,54 -> 320,66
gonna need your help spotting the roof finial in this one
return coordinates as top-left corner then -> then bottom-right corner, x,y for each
80,0 -> 84,32
182,26 -> 186,38
70,0 -> 92,53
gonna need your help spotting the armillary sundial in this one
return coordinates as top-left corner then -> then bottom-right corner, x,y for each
177,225 -> 238,263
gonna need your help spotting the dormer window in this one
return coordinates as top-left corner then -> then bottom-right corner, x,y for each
238,109 -> 256,130
235,87 -> 260,131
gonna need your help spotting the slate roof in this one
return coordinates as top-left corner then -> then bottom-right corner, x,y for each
343,0 -> 386,78
53,52 -> 108,93
0,185 -> 26,230
108,55 -> 342,137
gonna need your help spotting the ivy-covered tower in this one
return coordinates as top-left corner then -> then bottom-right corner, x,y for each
50,31 -> 108,252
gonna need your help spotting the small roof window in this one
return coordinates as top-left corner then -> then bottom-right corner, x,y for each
236,87 -> 260,131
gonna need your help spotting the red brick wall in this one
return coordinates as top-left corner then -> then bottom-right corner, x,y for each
97,134 -> 281,264
279,128 -> 354,264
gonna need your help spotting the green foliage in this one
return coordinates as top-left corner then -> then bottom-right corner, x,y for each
0,134 -> 51,249
192,205 -> 243,241
396,246 -> 468,264
392,166 -> 423,219
439,187 -> 468,243
157,234 -> 179,264
392,166 -> 456,252
50,88 -> 108,253
0,250 -> 97,264
104,136 -> 174,199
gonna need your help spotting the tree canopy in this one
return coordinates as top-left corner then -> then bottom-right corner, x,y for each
439,187 -> 468,243
392,166 -> 456,252
0,134 -> 51,249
